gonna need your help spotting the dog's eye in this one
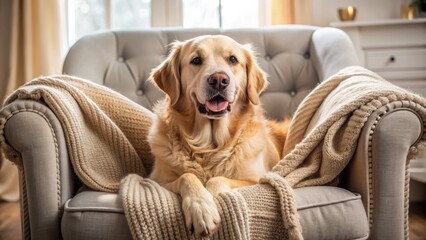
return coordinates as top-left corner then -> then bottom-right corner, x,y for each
190,56 -> 202,65
229,55 -> 238,64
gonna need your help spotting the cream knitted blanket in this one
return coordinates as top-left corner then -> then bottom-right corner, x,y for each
1,66 -> 425,239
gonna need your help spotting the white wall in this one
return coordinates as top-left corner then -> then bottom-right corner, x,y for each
308,0 -> 407,26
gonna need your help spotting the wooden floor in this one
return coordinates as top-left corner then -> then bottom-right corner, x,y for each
410,201 -> 426,240
0,201 -> 21,240
0,200 -> 425,239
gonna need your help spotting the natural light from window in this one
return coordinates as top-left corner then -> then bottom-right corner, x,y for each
221,0 -> 259,28
69,0 -> 151,45
182,0 -> 259,28
111,0 -> 151,29
182,0 -> 220,28
68,0 -> 260,46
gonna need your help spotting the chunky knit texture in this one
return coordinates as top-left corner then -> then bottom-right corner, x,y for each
274,66 -> 426,188
1,66 -> 425,240
0,75 -> 154,192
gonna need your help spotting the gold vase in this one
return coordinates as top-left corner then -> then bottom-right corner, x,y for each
338,6 -> 357,21
401,3 -> 416,19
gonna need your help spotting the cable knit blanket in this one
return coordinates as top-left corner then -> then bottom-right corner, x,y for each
1,66 -> 425,240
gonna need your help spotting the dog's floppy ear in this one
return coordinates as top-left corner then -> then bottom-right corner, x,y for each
150,41 -> 182,106
244,45 -> 268,105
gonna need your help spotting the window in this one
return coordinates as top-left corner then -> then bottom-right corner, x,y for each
221,0 -> 259,28
68,0 -> 106,45
67,0 -> 264,46
111,0 -> 151,29
182,0 -> 259,28
182,0 -> 220,28
68,0 -> 151,46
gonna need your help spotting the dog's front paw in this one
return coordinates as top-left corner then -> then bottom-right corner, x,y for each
206,176 -> 232,196
182,189 -> 220,237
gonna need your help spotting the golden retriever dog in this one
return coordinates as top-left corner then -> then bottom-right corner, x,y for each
148,35 -> 290,237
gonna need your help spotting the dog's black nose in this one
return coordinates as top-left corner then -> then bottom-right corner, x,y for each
208,72 -> 229,90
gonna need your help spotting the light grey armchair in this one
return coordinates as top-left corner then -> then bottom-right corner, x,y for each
1,26 -> 423,239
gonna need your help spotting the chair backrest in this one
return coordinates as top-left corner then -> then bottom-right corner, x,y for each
63,26 -> 359,120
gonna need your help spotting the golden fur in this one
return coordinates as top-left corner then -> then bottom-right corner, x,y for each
148,35 -> 290,237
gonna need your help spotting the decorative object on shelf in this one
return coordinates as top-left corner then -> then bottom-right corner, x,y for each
411,0 -> 426,17
338,6 -> 357,21
401,3 -> 416,19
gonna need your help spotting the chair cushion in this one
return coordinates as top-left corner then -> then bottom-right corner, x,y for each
294,186 -> 369,240
61,192 -> 132,239
61,186 -> 368,240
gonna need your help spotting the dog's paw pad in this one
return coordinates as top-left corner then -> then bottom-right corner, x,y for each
182,192 -> 220,237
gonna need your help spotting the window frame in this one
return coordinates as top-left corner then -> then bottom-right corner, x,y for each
66,0 -> 269,47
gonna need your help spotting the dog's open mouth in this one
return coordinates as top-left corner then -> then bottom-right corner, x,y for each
198,95 -> 231,118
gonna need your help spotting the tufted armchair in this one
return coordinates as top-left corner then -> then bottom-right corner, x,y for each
1,26 -> 422,240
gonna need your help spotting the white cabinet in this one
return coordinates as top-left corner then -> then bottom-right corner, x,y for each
330,19 -> 426,96
331,18 -> 426,185
365,48 -> 426,70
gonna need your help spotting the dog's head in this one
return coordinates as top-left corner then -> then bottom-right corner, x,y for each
150,35 -> 267,119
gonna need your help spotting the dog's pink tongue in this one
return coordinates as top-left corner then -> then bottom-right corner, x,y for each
206,100 -> 228,112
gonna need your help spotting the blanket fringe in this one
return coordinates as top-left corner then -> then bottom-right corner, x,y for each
120,174 -> 251,240
260,173 -> 303,240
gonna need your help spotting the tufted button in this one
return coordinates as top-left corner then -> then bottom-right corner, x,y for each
290,91 -> 296,96
410,146 -> 418,154
303,52 -> 310,59
136,90 -> 143,96
118,57 -> 124,62
265,55 -> 271,61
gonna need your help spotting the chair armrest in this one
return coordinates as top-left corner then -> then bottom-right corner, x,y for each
1,99 -> 75,240
343,101 -> 423,240
310,27 -> 360,81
